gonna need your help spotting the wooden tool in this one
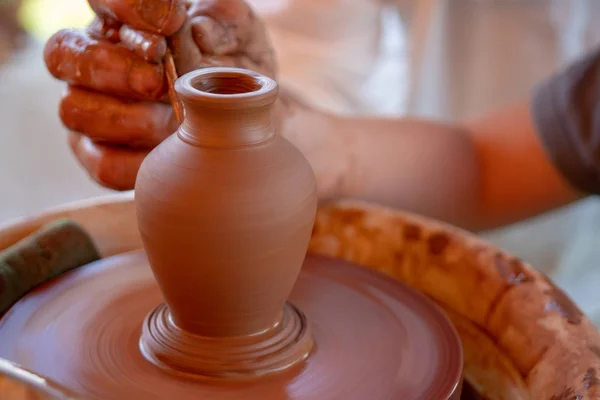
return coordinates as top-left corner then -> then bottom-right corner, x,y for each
164,49 -> 184,124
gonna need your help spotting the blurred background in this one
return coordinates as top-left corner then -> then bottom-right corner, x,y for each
2,0 -> 600,318
0,0 -> 109,224
19,0 -> 93,38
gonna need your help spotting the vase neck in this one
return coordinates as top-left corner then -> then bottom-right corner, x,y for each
175,68 -> 278,148
179,106 -> 275,148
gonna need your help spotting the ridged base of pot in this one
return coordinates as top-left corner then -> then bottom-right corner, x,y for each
139,302 -> 313,380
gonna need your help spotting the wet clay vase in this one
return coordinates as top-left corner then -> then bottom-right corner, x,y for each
135,68 -> 318,376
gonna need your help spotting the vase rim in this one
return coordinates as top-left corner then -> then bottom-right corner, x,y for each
175,67 -> 278,109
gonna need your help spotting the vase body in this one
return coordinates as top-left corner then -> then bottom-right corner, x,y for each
135,68 -> 317,337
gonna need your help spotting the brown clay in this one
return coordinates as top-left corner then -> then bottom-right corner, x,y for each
135,68 -> 318,377
44,29 -> 168,102
119,25 -> 167,63
0,251 -> 463,399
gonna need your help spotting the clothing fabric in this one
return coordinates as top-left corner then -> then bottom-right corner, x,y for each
255,0 -> 407,115
533,48 -> 600,195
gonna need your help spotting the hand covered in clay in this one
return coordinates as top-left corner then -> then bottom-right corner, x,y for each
44,0 -> 276,190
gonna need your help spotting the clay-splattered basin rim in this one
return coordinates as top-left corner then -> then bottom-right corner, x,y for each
0,192 -> 599,399
0,358 -> 83,399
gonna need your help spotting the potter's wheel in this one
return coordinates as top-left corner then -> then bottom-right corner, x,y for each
0,250 -> 462,399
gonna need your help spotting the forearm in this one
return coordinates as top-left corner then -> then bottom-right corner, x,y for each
460,102 -> 583,230
278,90 -> 483,229
345,117 -> 482,228
279,94 -> 583,232
277,89 -> 355,203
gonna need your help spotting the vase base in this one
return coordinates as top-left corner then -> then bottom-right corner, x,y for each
140,301 -> 313,380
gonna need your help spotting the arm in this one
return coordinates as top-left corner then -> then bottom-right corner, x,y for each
279,92 -> 582,231
47,0 -> 593,233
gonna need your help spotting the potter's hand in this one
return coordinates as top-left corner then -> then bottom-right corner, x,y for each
44,0 -> 276,190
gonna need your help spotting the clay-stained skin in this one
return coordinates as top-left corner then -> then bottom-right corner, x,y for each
168,0 -> 276,77
42,0 -> 277,191
88,0 -> 187,36
44,29 -> 167,101
119,25 -> 167,63
187,0 -> 251,54
67,133 -> 150,191
87,17 -> 121,42
60,86 -> 175,147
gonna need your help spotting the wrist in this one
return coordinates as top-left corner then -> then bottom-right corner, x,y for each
272,86 -> 311,129
275,87 -> 355,202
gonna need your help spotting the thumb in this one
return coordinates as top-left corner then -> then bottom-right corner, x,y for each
188,0 -> 254,54
190,15 -> 239,56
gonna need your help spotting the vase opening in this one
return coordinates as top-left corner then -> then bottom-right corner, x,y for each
191,72 -> 263,95
175,68 -> 278,111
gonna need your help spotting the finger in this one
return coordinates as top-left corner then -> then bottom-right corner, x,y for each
44,28 -> 167,101
68,132 -> 148,191
60,86 -> 177,148
187,0 -> 276,78
189,0 -> 253,30
119,25 -> 166,63
168,20 -> 203,75
88,0 -> 187,36
188,0 -> 253,50
87,16 -> 121,42
190,15 -> 239,56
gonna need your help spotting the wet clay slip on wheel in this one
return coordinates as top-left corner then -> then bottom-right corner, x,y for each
0,252 -> 462,399
0,68 -> 463,399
